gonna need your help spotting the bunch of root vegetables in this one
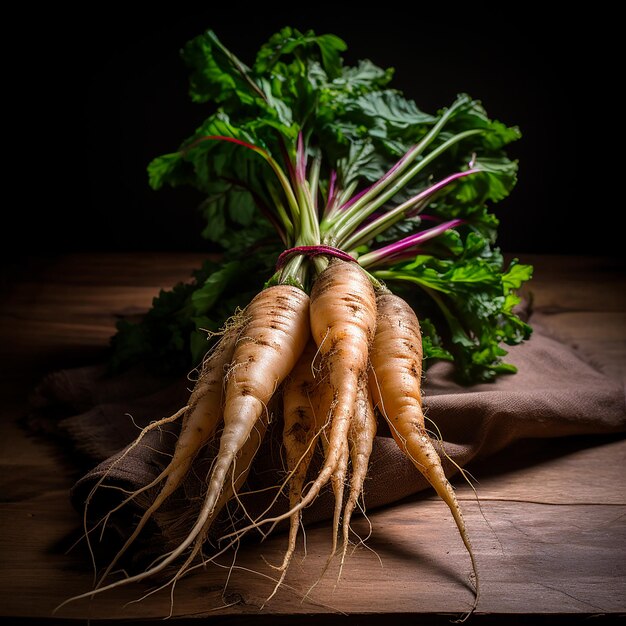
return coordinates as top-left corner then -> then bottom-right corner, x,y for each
60,26 -> 532,611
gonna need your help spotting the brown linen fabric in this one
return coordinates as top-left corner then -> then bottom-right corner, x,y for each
31,319 -> 625,559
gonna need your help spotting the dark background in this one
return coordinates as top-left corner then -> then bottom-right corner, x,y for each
8,4 -> 620,258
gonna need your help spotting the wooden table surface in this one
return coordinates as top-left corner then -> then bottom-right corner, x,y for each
1,253 -> 624,625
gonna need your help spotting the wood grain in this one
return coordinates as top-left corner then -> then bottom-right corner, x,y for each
0,253 -> 624,623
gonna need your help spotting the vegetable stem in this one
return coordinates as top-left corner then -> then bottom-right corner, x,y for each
330,129 -> 483,243
343,169 -> 478,251
326,99 -> 471,234
358,219 -> 463,268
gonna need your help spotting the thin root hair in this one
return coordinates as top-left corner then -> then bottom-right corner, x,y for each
225,417 -> 327,543
81,405 -> 188,583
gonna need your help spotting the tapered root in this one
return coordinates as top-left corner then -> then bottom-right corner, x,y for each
369,291 -> 479,613
339,380 -> 377,578
91,327 -> 243,587
264,341 -> 323,604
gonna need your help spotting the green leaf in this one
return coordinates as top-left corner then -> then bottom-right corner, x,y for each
337,139 -> 388,185
420,317 -> 453,362
182,30 -> 259,105
354,90 -> 435,127
446,95 -> 522,150
455,156 -> 519,204
503,260 -> 533,290
349,90 -> 435,134
254,27 -> 347,79
423,339 -> 454,361
147,152 -> 186,190
198,187 -> 227,240
316,34 -> 348,78
374,215 -> 425,244
191,261 -> 243,313
337,59 -> 394,91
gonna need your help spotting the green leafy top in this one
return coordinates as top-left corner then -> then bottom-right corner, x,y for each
112,26 -> 532,383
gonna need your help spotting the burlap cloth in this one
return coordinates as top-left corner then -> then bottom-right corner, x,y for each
29,315 -> 625,566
